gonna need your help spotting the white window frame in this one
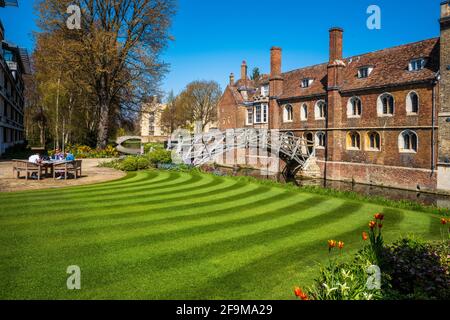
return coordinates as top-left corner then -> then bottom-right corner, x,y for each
315,131 -> 326,149
409,58 -> 426,72
283,104 -> 293,123
399,130 -> 418,153
315,100 -> 327,120
347,96 -> 362,118
377,93 -> 395,117
300,104 -> 308,121
406,91 -> 419,115
254,103 -> 268,124
301,78 -> 314,88
246,108 -> 253,125
358,66 -> 373,78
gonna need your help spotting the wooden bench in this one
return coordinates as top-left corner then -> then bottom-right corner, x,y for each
53,160 -> 82,180
12,160 -> 47,180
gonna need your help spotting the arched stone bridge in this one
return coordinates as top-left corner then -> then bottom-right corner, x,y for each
172,129 -> 314,178
116,136 -> 142,155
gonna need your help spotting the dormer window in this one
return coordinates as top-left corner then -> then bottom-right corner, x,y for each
358,66 -> 373,78
409,58 -> 426,71
301,78 -> 313,88
261,85 -> 269,97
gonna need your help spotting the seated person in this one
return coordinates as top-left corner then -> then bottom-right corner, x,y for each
65,153 -> 75,161
28,153 -> 42,179
52,148 -> 65,161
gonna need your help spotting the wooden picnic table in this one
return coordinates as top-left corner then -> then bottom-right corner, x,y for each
13,160 -> 83,180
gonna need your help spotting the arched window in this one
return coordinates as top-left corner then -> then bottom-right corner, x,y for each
315,100 -> 327,120
347,97 -> 362,117
406,91 -> 419,114
300,104 -> 308,121
367,131 -> 381,151
315,131 -> 326,148
283,104 -> 293,122
399,130 -> 418,153
377,93 -> 394,116
347,131 -> 361,150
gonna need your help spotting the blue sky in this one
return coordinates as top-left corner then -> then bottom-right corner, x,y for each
0,0 -> 443,96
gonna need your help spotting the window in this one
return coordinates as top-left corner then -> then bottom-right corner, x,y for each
358,66 -> 373,78
399,130 -> 418,153
315,100 -> 327,120
409,59 -> 426,71
300,104 -> 308,121
254,104 -> 268,124
347,131 -> 361,150
377,93 -> 394,116
255,105 -> 262,123
347,97 -> 362,117
315,132 -> 326,148
246,108 -> 253,125
283,104 -> 293,122
301,78 -> 313,88
367,131 -> 381,151
261,85 -> 269,97
406,91 -> 419,114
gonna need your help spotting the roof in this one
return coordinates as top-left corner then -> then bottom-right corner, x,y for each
279,37 -> 439,100
2,41 -> 31,74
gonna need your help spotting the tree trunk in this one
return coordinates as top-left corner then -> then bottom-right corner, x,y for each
97,101 -> 110,149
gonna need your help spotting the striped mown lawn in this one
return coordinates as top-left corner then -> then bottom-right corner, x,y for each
0,170 -> 442,299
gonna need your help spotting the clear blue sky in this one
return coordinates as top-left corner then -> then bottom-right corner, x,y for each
0,0 -> 443,97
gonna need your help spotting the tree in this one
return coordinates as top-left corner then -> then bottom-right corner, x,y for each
251,67 -> 261,82
160,90 -> 187,134
178,81 -> 222,131
35,0 -> 176,148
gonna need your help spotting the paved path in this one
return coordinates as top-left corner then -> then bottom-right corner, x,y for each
0,158 -> 126,193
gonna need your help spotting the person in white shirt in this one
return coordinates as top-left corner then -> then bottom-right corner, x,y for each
28,154 -> 42,179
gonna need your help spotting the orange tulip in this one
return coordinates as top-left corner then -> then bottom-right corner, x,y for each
299,292 -> 309,301
328,240 -> 337,249
362,232 -> 368,241
441,218 -> 448,225
369,221 -> 377,229
294,287 -> 303,297
338,241 -> 345,249
374,213 -> 385,221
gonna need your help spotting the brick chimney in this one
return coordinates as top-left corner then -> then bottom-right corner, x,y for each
229,73 -> 235,86
269,46 -> 283,129
241,61 -> 247,80
326,27 -> 345,177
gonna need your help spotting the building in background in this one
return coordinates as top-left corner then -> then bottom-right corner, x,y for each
218,1 -> 450,193
140,97 -> 168,143
0,19 -> 30,155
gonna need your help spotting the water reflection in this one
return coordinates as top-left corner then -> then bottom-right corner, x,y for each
213,166 -> 450,208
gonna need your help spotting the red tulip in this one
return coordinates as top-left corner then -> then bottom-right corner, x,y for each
294,287 -> 302,297
362,232 -> 368,241
338,241 -> 345,249
378,224 -> 383,229
369,221 -> 377,229
441,218 -> 448,225
374,213 -> 385,221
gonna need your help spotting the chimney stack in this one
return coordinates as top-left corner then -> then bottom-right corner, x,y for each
329,27 -> 343,62
441,1 -> 450,20
229,73 -> 235,86
270,47 -> 282,77
241,61 -> 247,80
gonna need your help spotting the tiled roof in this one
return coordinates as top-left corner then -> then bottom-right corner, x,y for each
278,37 -> 439,100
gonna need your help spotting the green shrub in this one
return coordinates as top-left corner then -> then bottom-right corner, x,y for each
144,142 -> 165,153
380,237 -> 450,300
147,149 -> 172,165
119,156 -> 139,171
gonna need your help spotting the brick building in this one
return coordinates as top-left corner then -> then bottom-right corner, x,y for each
0,19 -> 29,156
217,2 -> 450,193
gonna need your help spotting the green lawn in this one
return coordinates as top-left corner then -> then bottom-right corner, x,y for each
0,170 -> 442,299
